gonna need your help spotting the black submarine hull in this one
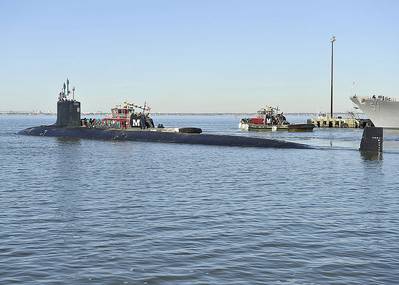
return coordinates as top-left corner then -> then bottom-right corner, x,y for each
18,125 -> 311,149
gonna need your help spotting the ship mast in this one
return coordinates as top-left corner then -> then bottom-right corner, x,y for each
66,78 -> 70,97
63,82 -> 66,99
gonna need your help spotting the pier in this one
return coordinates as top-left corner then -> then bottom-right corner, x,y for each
309,113 -> 373,128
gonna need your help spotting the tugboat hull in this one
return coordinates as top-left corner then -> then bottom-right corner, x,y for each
287,124 -> 315,132
19,125 -> 311,149
240,123 -> 314,132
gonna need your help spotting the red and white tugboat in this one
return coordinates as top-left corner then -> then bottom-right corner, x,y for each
101,101 -> 154,129
80,100 -> 202,134
239,106 -> 314,132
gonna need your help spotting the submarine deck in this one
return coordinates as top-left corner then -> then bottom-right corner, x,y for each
19,125 -> 311,149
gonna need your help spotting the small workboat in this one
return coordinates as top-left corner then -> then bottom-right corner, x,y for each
239,106 -> 314,132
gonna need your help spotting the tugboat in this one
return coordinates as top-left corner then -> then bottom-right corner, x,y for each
102,102 -> 154,129
239,106 -> 314,132
18,79 -> 311,149
81,101 -> 156,130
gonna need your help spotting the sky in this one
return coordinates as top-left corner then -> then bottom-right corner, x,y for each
1,0 -> 398,113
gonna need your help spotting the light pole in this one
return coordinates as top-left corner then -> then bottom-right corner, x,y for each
330,36 -> 336,118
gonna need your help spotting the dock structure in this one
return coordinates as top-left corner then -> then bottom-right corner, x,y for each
309,114 -> 372,128
310,36 -> 373,129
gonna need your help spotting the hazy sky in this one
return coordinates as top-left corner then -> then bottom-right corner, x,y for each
1,0 -> 398,113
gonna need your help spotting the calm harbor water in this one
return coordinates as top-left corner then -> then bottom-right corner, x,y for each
1,114 -> 399,284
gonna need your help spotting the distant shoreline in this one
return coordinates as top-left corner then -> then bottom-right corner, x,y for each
0,112 -> 360,116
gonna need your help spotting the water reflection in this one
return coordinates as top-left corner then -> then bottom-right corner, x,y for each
360,151 -> 383,161
56,137 -> 82,144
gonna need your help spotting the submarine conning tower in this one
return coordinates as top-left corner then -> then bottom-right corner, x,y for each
56,78 -> 81,127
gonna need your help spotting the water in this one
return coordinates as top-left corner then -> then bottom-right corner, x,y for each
1,115 -> 399,284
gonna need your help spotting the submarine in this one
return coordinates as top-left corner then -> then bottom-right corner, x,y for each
18,79 -> 310,149
18,79 -> 310,148
18,79 -> 385,153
